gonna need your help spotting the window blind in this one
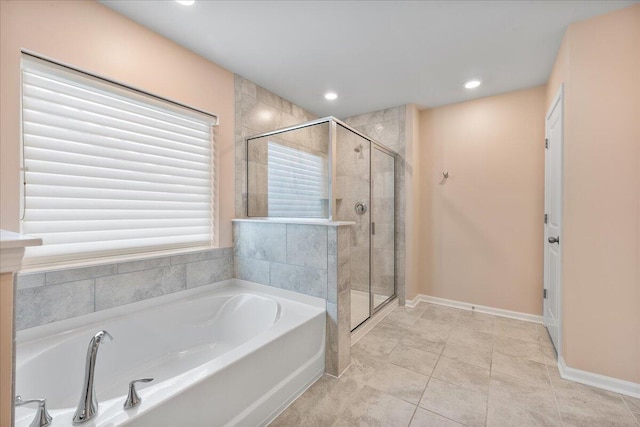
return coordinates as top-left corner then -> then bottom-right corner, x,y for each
267,141 -> 327,217
21,55 -> 216,264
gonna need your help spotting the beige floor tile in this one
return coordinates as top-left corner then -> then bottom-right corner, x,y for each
457,309 -> 495,322
366,360 -> 430,404
487,371 -> 562,427
420,304 -> 462,325
407,318 -> 454,341
382,306 -> 427,327
541,345 -> 558,367
432,355 -> 491,393
352,328 -> 400,357
270,375 -> 364,426
371,321 -> 405,340
493,335 -> 545,364
549,371 -> 638,427
455,311 -> 495,334
342,346 -> 383,385
401,330 -> 446,354
278,306 -> 636,427
441,339 -> 493,370
448,326 -> 494,347
557,401 -> 638,427
537,326 -> 556,349
410,407 -> 463,427
419,378 -> 488,427
493,318 -> 540,344
491,350 -> 551,388
388,342 -> 440,376
622,394 -> 640,414
335,385 -> 416,427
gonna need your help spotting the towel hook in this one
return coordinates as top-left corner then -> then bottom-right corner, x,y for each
442,171 -> 449,179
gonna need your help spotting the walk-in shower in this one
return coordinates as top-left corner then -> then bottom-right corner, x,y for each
246,117 -> 397,331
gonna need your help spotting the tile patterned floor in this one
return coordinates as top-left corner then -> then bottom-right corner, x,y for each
271,302 -> 640,426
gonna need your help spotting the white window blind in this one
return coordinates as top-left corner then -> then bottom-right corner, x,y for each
267,141 -> 327,217
21,55 -> 216,264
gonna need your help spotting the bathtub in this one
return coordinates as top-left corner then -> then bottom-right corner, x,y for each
15,279 -> 326,426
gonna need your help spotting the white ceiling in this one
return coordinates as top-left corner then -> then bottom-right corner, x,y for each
101,0 -> 637,118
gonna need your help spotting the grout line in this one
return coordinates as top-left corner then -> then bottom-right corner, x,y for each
619,394 -> 640,425
546,363 -> 566,427
484,324 -> 495,427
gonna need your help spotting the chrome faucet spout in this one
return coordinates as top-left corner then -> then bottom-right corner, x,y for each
73,330 -> 112,424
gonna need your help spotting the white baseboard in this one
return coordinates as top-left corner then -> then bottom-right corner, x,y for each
558,356 -> 640,399
404,295 -> 640,399
405,294 -> 543,324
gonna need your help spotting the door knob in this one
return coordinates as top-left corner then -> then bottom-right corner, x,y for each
548,236 -> 560,244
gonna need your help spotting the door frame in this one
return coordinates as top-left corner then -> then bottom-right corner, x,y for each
544,84 -> 564,358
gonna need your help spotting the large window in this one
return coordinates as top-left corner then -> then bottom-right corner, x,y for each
20,54 -> 217,265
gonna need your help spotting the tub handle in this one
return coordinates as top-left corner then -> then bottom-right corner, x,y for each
123,378 -> 154,409
15,395 -> 53,427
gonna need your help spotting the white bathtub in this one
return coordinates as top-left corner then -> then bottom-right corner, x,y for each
15,279 -> 326,426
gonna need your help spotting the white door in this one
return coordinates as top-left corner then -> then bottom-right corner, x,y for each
544,85 -> 563,353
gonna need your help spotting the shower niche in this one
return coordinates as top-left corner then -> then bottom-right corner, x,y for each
247,117 -> 397,331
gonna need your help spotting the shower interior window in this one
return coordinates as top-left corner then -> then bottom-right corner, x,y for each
266,141 -> 328,217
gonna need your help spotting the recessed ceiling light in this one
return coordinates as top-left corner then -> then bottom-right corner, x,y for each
324,92 -> 338,101
463,80 -> 482,89
176,0 -> 195,5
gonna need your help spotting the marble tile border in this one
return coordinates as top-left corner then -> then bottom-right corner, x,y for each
15,247 -> 233,330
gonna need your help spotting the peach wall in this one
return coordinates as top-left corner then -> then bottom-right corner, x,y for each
546,4 -> 640,383
0,0 -> 235,247
418,86 -> 546,315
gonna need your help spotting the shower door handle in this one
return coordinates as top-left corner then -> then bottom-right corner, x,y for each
371,222 -> 375,235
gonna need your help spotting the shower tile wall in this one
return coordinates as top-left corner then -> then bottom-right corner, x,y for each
234,75 -> 318,218
334,126 -> 370,295
14,248 -> 233,330
344,106 -> 407,304
233,219 -> 352,376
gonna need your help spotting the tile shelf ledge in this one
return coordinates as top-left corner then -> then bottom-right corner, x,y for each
0,230 -> 42,274
233,218 -> 355,226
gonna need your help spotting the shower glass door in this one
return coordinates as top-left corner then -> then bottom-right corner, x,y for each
334,124 -> 371,330
371,146 -> 395,310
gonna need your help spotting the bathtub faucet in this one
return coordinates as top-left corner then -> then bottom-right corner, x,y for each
73,330 -> 113,424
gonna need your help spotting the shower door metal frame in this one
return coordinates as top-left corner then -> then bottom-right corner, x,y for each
368,141 -> 397,318
245,117 -> 398,327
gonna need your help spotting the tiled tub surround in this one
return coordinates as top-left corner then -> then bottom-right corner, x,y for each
15,247 -> 233,330
233,219 -> 352,376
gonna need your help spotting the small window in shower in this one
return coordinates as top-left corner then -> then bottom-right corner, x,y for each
266,142 -> 326,217
247,122 -> 329,218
